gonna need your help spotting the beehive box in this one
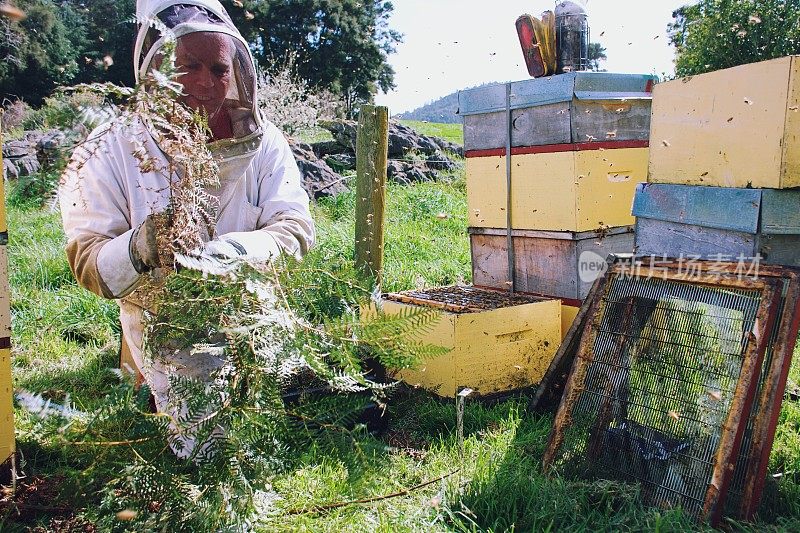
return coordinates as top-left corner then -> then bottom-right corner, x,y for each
649,56 -> 800,189
470,226 -> 634,300
381,286 -> 561,397
466,145 -> 648,232
633,183 -> 800,265
560,304 -> 580,340
458,72 -> 655,151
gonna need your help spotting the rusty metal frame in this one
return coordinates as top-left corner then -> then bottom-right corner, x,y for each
540,260 -> 787,525
739,269 -> 800,520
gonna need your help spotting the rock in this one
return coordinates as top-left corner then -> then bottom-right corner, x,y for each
311,140 -> 349,158
425,152 -> 457,171
387,160 -> 435,184
318,120 -> 357,152
2,130 -> 57,177
15,155 -> 40,177
320,119 -> 463,159
3,158 -> 18,180
431,137 -> 464,157
313,119 -> 464,187
2,140 -> 32,159
287,137 -> 348,199
36,129 -> 67,168
324,153 -> 356,172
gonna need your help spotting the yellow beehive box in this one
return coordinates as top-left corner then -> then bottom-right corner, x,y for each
560,303 -> 580,340
466,146 -> 648,232
379,286 -> 561,397
649,56 -> 800,189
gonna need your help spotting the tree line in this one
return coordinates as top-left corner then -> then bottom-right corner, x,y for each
3,0 -> 800,110
0,0 -> 401,108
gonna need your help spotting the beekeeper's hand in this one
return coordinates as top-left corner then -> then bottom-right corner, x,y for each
129,215 -> 163,273
203,231 -> 281,262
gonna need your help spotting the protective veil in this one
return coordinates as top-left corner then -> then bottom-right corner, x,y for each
60,1 -> 315,456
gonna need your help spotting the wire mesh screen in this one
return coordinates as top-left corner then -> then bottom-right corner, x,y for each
544,272 -> 767,519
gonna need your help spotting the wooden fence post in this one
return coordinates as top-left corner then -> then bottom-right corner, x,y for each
354,105 -> 389,284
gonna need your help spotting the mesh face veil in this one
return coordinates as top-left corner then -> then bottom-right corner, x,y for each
134,1 -> 261,143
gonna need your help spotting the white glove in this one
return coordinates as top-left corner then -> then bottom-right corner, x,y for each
214,231 -> 281,261
177,232 -> 281,275
202,238 -> 245,259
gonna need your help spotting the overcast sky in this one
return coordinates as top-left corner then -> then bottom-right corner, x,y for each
374,0 -> 694,114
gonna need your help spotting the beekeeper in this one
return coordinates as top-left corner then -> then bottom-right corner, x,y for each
60,1 -> 314,420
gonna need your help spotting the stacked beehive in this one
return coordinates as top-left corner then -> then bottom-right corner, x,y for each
634,56 -> 800,265
459,72 -> 656,336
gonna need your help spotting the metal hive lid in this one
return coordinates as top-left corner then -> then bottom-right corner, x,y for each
457,72 -> 656,116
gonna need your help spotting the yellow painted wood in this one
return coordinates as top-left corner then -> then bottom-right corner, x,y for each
649,56 -> 800,189
783,57 -> 800,188
380,300 -> 458,396
0,347 -> 12,463
560,304 -> 580,340
575,148 -> 648,230
385,296 -> 561,397
467,148 -> 646,232
0,121 -> 13,464
0,247 -> 12,464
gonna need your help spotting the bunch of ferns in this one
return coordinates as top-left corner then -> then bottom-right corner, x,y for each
22,23 -> 444,532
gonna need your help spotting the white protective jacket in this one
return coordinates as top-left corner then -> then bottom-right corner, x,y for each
60,0 -> 315,421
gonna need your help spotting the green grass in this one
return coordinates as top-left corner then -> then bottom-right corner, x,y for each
295,125 -> 335,144
6,166 -> 800,531
398,120 -> 463,146
295,120 -> 463,147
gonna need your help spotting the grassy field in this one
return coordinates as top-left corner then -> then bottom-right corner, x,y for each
296,119 -> 463,147
5,150 -> 800,531
397,120 -> 463,146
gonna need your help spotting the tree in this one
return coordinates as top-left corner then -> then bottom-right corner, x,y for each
0,0 -> 84,103
222,0 -> 402,113
68,0 -> 136,89
0,0 -> 135,104
669,0 -> 800,77
1,1 -> 400,110
588,42 -> 607,71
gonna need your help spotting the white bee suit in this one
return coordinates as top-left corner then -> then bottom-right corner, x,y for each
60,0 -> 315,455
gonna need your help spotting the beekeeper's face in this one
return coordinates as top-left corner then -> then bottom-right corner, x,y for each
175,32 -> 233,117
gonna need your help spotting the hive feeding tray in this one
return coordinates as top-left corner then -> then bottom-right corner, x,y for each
538,260 -> 800,525
382,286 -> 561,397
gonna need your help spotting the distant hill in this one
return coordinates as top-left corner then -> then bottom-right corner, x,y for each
394,82 -> 501,124
394,91 -> 460,124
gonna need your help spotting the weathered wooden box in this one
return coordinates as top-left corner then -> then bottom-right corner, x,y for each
459,72 -> 655,151
469,226 -> 635,300
466,145 -> 648,232
380,286 -> 561,397
633,183 -> 800,265
649,56 -> 800,189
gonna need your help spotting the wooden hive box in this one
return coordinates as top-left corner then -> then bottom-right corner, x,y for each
649,56 -> 800,189
633,183 -> 800,265
560,303 -> 580,340
380,286 -> 561,397
470,226 -> 634,300
466,144 -> 648,232
458,72 -> 655,151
